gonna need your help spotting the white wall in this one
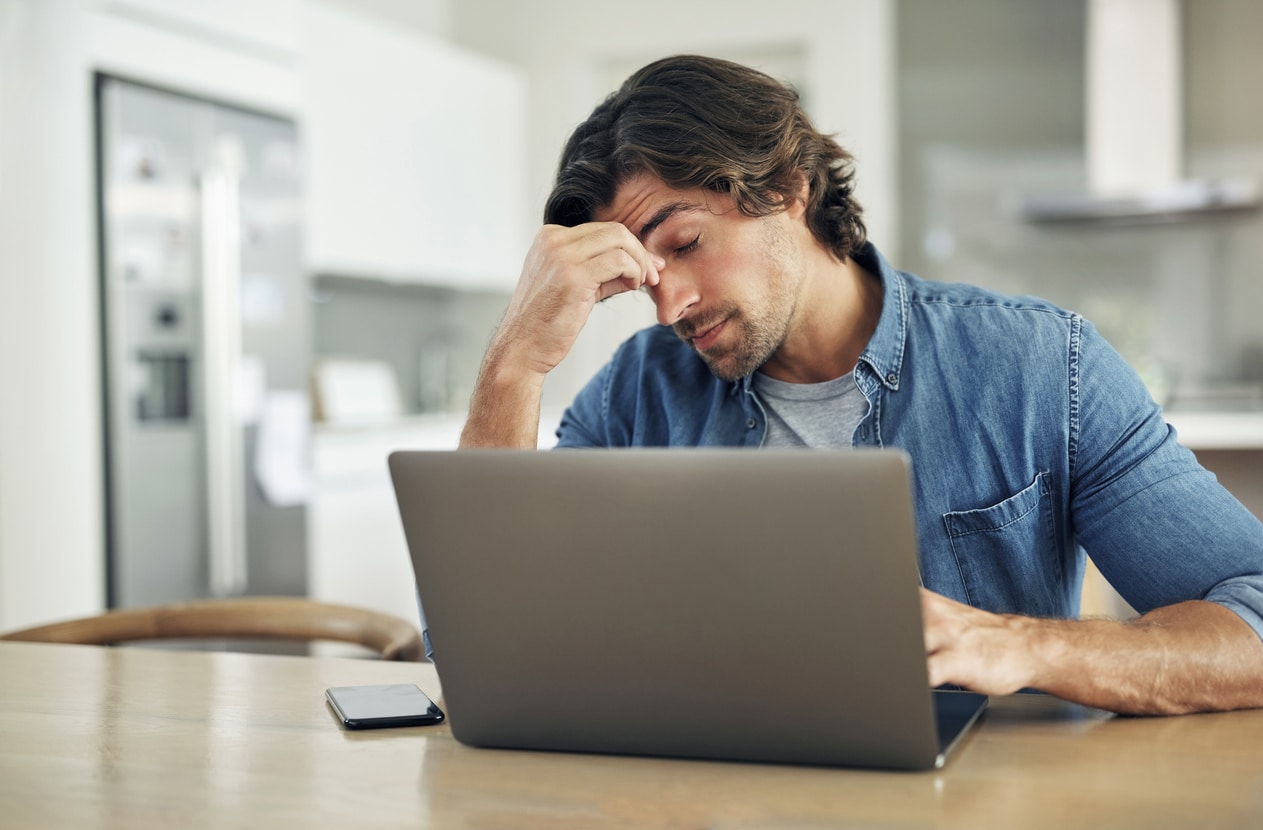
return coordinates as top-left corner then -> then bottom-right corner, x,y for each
0,0 -> 104,630
450,0 -> 898,407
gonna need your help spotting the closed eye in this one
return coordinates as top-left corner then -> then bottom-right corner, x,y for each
674,234 -> 700,256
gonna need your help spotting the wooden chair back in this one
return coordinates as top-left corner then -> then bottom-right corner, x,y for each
0,597 -> 425,661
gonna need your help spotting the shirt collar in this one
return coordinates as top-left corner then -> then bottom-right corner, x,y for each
853,242 -> 908,392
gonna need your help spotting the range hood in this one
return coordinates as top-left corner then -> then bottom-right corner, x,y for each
1019,0 -> 1259,224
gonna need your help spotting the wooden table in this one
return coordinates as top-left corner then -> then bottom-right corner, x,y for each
2,641 -> 1262,829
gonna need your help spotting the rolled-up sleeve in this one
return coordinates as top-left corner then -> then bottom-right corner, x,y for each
1069,322 -> 1263,640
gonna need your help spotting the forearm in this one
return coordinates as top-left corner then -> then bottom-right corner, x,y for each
924,591 -> 1263,715
1022,601 -> 1263,715
458,344 -> 547,449
457,222 -> 662,449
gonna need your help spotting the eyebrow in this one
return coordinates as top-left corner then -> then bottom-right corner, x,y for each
636,200 -> 699,242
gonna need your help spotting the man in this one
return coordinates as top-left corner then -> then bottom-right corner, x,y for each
459,55 -> 1263,714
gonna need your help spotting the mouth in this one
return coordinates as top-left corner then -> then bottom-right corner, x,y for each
686,317 -> 728,352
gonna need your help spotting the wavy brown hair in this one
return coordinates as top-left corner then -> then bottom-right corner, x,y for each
544,54 -> 867,259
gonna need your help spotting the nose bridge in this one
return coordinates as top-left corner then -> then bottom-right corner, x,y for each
653,269 -> 700,326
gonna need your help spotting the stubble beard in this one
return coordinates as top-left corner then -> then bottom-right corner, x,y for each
678,219 -> 801,383
683,304 -> 790,382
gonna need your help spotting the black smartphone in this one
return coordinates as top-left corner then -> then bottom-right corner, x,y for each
325,683 -> 445,729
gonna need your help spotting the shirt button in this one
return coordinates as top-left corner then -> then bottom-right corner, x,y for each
746,418 -> 757,429
886,373 -> 898,385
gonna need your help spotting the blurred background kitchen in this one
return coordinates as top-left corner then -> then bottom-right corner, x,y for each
1,0 -> 1260,639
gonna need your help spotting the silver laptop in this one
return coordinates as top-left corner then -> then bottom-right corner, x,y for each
389,448 -> 986,771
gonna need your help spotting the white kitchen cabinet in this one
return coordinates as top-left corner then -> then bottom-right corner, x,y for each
301,1 -> 530,290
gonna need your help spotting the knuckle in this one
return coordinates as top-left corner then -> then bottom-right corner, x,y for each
537,224 -> 566,246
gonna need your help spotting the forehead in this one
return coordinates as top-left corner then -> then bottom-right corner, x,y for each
594,174 -> 709,239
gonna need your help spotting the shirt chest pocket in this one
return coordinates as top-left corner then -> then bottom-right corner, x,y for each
942,472 -> 1062,615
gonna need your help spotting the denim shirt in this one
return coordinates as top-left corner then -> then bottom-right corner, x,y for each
556,243 -> 1263,641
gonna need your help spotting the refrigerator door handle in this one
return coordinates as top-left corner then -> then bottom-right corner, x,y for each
200,168 -> 248,597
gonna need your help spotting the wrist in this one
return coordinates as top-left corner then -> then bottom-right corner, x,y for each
1006,613 -> 1064,692
477,339 -> 549,395
460,343 -> 548,449
482,319 -> 563,381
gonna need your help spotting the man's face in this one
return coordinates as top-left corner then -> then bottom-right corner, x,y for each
593,174 -> 808,382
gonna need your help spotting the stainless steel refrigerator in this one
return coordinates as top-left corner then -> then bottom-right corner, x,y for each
96,74 -> 309,610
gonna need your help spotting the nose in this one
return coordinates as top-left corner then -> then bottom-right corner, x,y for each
651,270 -> 701,327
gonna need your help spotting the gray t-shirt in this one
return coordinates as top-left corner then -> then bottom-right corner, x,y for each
752,371 -> 868,448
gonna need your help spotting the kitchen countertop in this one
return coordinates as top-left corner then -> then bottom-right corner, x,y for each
1164,410 -> 1263,451
316,408 -> 1263,446
311,409 -> 1263,481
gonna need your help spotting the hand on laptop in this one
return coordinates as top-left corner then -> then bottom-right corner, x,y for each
921,587 -> 1263,715
921,589 -> 1040,697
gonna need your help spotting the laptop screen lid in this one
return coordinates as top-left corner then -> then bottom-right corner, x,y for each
389,448 -> 984,771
